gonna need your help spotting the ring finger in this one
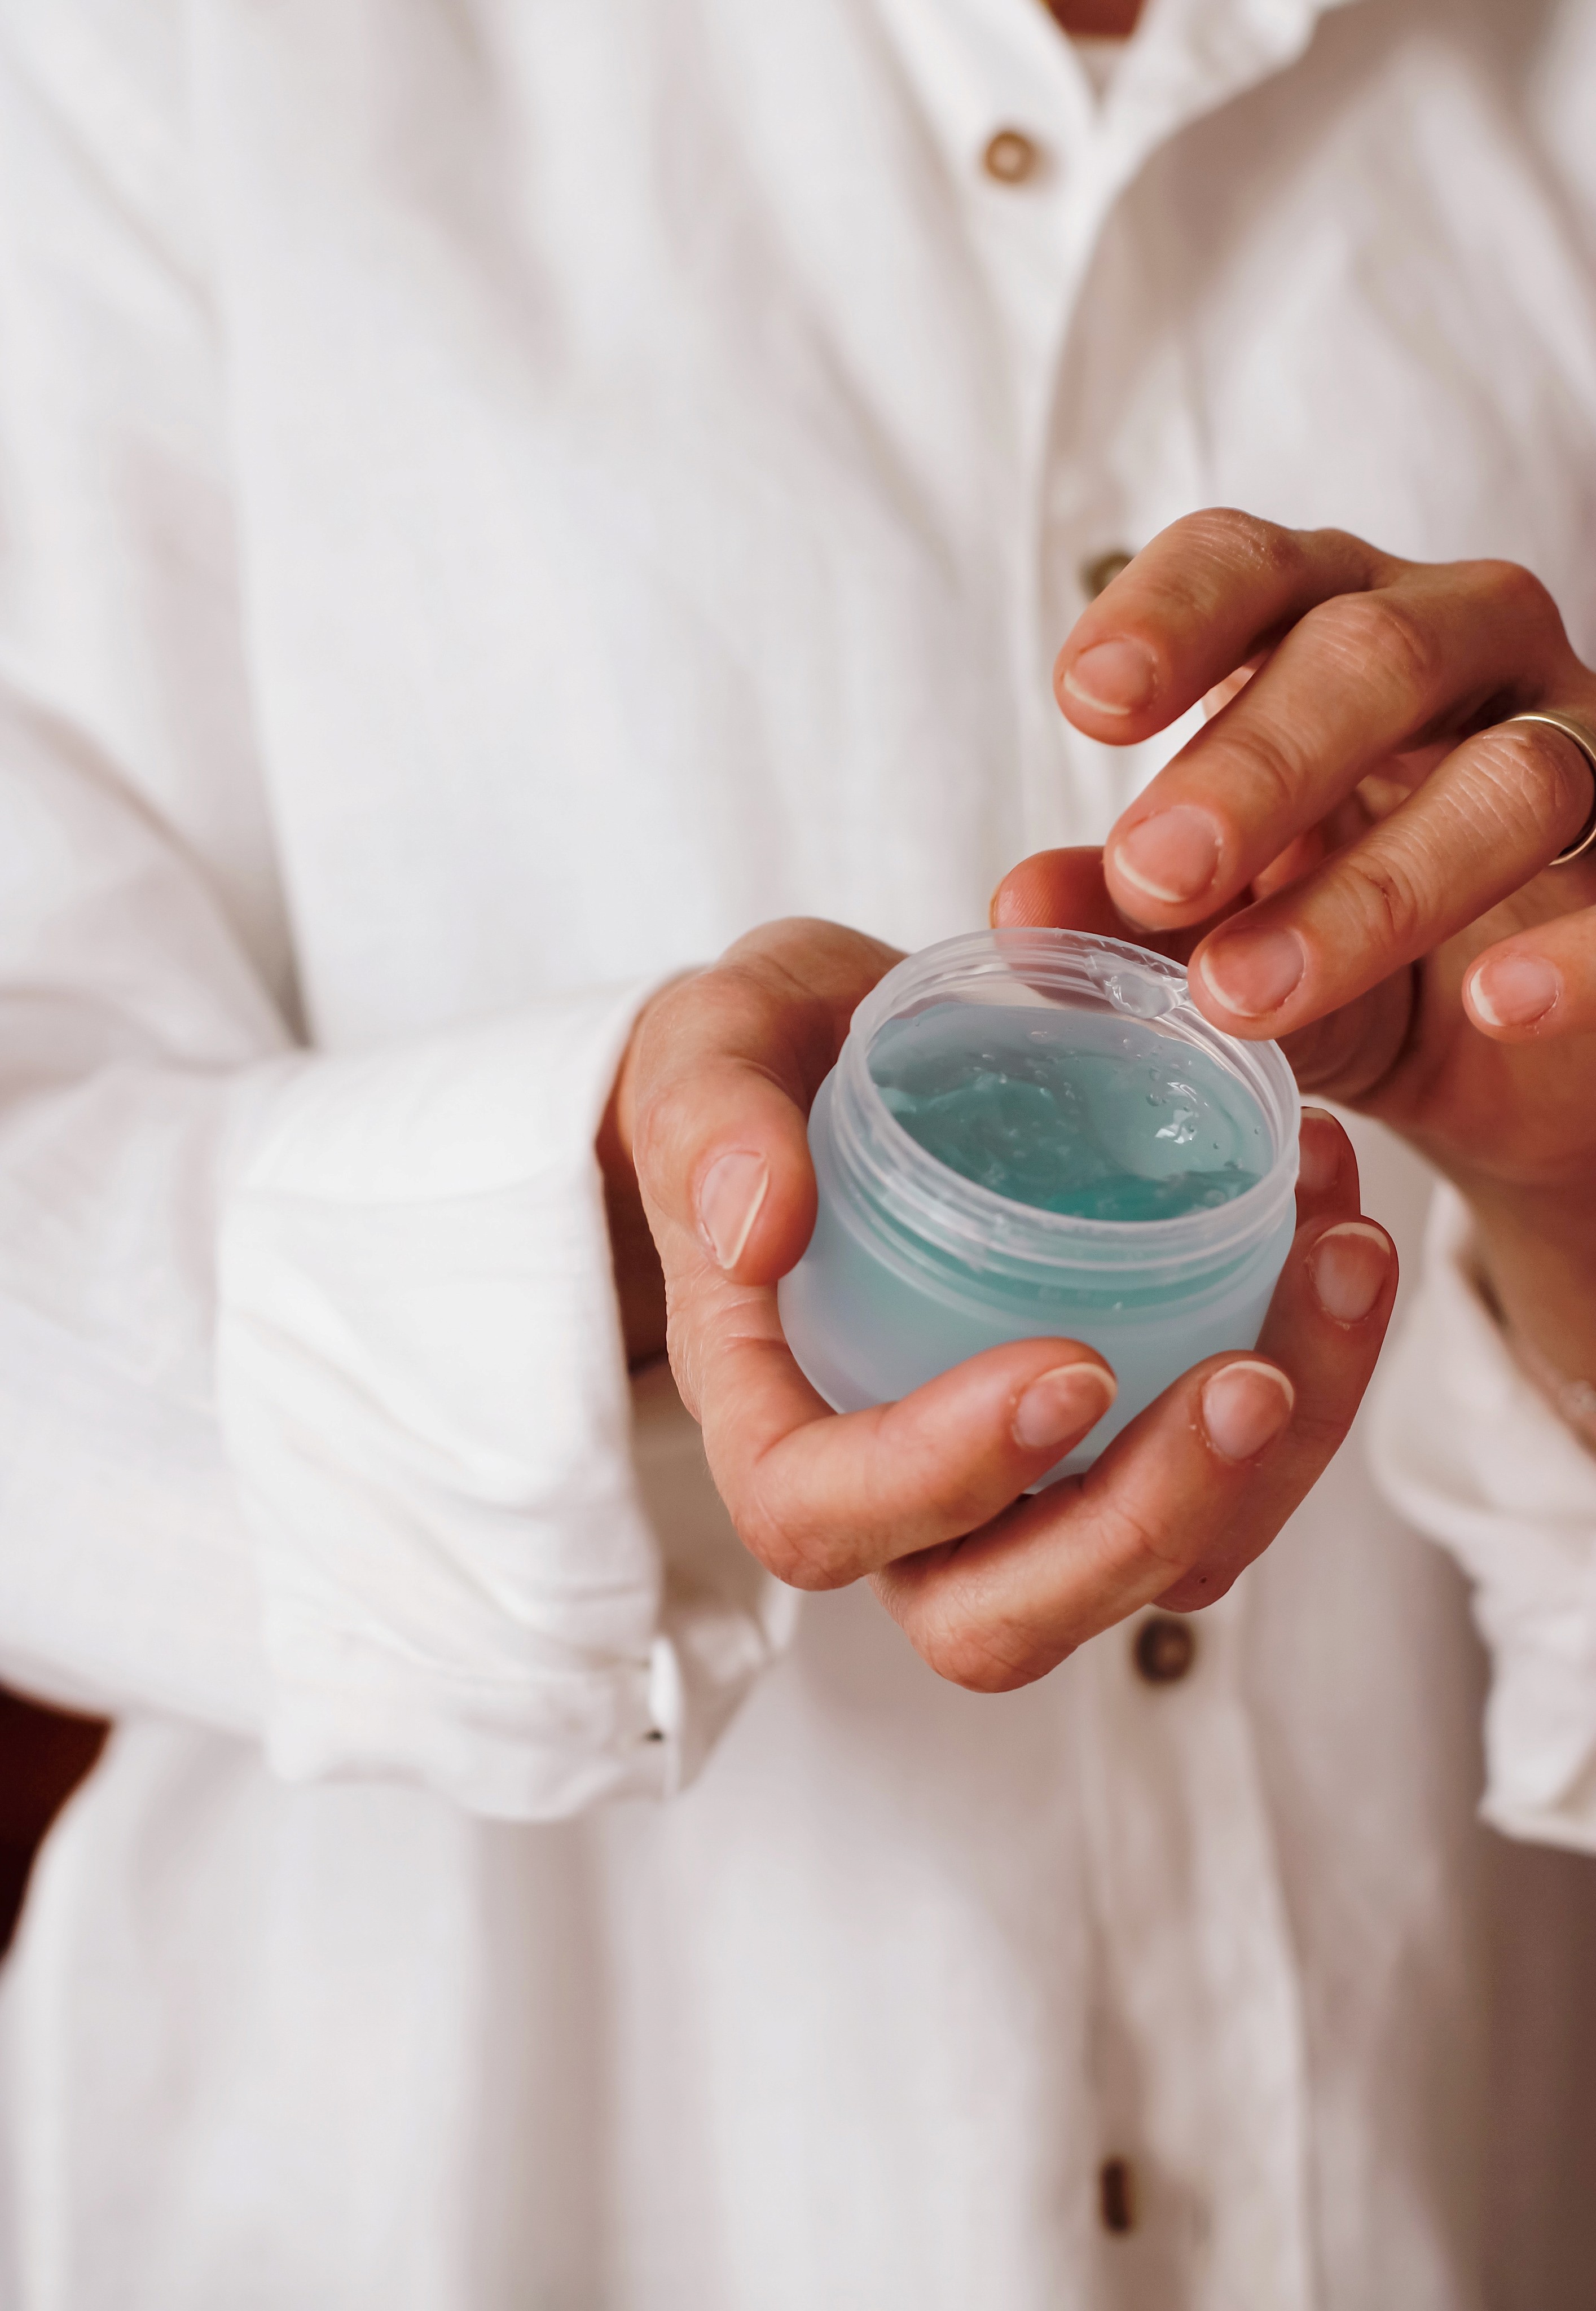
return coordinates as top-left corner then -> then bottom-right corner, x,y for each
1188,714 -> 1596,1035
1099,561 -> 1574,928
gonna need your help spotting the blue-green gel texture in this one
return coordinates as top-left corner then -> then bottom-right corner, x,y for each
871,1004 -> 1268,1223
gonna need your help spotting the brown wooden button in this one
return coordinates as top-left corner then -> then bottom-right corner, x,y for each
1081,547 -> 1133,600
982,128 -> 1042,185
1133,1615 -> 1195,1685
1099,2156 -> 1137,2234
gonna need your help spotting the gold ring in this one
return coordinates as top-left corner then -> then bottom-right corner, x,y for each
1505,710 -> 1596,864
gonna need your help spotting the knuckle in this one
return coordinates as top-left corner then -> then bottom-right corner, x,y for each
1076,1467 -> 1197,1581
915,1597 -> 1036,1694
715,954 -> 838,1079
705,956 -> 793,1038
1131,509 -> 1301,632
1103,1496 -> 1192,1583
1209,719 -> 1306,821
1304,592 -> 1447,704
734,1487 -> 850,1593
1471,556 -> 1560,631
1340,845 -> 1423,950
711,952 -> 780,1005
1240,515 -> 1309,586
1180,508 -> 1302,592
1478,724 -> 1591,834
719,914 -> 835,972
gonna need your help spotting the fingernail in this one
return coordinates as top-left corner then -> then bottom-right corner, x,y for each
1113,805 -> 1223,905
1469,951 -> 1561,1029
1296,1107 -> 1341,1197
1308,1220 -> 1391,1323
1201,1360 -> 1294,1462
1198,927 -> 1306,1018
697,1150 -> 770,1270
1013,1361 -> 1118,1451
1062,639 -> 1158,716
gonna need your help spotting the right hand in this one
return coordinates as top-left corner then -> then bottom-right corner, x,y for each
609,917 -> 1397,1691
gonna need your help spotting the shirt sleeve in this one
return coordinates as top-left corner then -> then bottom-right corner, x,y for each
1367,1184 -> 1596,1854
0,2 -> 791,1817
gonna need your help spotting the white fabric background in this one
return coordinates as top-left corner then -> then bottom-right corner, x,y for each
0,0 -> 1593,2303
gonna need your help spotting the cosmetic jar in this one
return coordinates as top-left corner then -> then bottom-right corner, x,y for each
777,929 -> 1300,1475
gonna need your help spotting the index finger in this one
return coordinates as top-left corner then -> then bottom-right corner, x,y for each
1053,511 -> 1388,736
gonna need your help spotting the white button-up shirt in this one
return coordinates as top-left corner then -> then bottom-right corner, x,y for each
1,1 -> 1595,2304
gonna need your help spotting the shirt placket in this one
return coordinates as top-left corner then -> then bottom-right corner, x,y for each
1071,1593 -> 1318,2309
1034,0 -> 1376,846
872,0 -> 1114,859
876,1 -> 1357,2296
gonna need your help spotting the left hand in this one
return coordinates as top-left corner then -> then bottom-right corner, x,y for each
615,919 -> 1396,1677
995,510 -> 1596,1379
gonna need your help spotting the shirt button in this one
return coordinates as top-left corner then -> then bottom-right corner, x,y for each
1099,2156 -> 1137,2234
1133,1615 -> 1196,1685
1081,547 -> 1134,600
982,127 -> 1043,185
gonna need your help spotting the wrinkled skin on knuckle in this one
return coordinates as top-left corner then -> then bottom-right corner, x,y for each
1185,506 -> 1297,582
719,957 -> 847,1092
723,917 -> 900,1021
1476,725 -> 1590,843
707,957 -> 804,1051
734,1478 -> 857,1593
1215,720 -> 1311,825
912,1589 -> 1050,1694
1305,590 -> 1449,708
1339,843 -> 1425,956
1148,508 -> 1299,626
1240,513 -> 1314,590
1083,1479 -> 1198,1589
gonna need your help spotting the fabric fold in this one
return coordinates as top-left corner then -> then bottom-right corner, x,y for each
216,990 -> 779,1817
1369,1184 -> 1596,1852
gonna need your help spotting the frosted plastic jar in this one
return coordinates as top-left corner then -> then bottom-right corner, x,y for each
777,929 -> 1301,1476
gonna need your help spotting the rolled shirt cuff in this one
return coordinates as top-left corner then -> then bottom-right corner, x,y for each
1368,1184 -> 1596,1852
217,986 -> 791,1818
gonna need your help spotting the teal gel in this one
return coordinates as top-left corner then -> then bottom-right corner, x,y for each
777,930 -> 1300,1478
870,1004 -> 1268,1223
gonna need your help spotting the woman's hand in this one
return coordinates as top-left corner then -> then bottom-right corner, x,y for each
997,511 -> 1596,1385
606,917 -> 1396,1690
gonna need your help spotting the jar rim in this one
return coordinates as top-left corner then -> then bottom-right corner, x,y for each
828,928 -> 1301,1287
